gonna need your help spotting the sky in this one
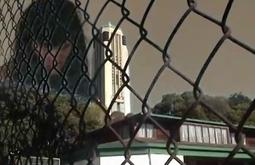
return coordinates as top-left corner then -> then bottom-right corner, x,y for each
85,0 -> 255,112
0,0 -> 254,113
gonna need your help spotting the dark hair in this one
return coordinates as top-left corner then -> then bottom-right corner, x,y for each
12,0 -> 89,96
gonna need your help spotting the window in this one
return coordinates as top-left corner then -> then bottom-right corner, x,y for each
136,124 -> 154,138
215,128 -> 222,144
230,132 -> 246,145
231,133 -> 236,144
195,126 -> 203,143
209,127 -> 216,144
202,127 -> 209,143
19,157 -> 60,165
222,129 -> 228,144
180,125 -> 188,142
111,34 -> 124,102
102,31 -> 109,41
146,124 -> 154,138
180,123 -> 230,145
137,125 -> 146,137
122,35 -> 127,45
188,125 -> 196,142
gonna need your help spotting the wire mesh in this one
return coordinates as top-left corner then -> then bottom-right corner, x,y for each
0,0 -> 254,164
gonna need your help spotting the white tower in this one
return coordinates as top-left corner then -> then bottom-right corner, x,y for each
94,23 -> 130,115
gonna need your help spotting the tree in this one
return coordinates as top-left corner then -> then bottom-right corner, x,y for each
0,88 -> 105,158
227,93 -> 253,125
201,95 -> 239,123
153,92 -> 207,120
154,93 -> 186,115
153,91 -> 253,125
228,93 -> 251,111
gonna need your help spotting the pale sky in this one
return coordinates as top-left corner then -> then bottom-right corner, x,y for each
86,0 -> 255,112
0,0 -> 254,112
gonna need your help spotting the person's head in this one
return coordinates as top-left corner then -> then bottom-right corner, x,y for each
14,0 -> 86,78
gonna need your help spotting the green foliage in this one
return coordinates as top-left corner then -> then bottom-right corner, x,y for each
153,91 -> 253,125
48,94 -> 105,133
228,92 -> 251,111
229,92 -> 251,104
154,93 -> 186,115
83,103 -> 105,132
0,88 -> 105,156
227,93 -> 255,125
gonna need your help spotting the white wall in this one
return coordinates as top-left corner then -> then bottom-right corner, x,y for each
150,154 -> 183,165
100,154 -> 183,165
73,160 -> 87,165
100,155 -> 149,165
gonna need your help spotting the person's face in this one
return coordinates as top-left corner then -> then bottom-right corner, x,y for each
34,41 -> 72,74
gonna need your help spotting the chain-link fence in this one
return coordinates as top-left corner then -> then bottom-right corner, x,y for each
0,0 -> 255,164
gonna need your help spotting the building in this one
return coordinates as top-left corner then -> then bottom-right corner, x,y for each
94,22 -> 130,115
65,114 -> 255,165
